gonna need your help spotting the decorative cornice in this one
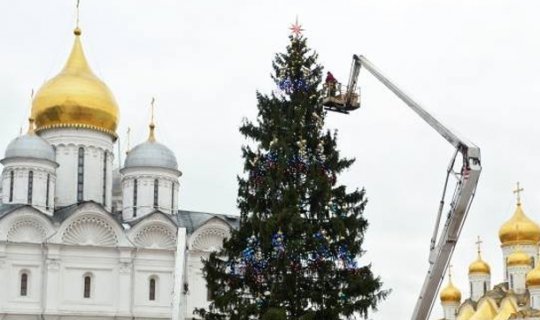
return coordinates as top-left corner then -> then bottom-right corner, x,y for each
36,123 -> 117,140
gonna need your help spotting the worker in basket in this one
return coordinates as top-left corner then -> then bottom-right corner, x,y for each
325,71 -> 338,96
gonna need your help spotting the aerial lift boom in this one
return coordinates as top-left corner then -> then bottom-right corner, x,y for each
323,55 -> 482,320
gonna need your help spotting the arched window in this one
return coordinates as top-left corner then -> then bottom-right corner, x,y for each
149,277 -> 157,301
27,171 -> 33,204
9,170 -> 14,202
102,152 -> 107,205
133,179 -> 138,217
153,179 -> 159,209
20,272 -> 28,296
45,174 -> 50,210
77,147 -> 85,202
483,281 -> 487,294
510,274 -> 514,289
83,274 -> 92,298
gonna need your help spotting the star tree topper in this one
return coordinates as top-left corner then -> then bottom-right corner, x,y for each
290,16 -> 304,36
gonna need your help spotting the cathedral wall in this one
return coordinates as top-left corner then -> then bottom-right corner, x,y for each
186,251 -> 210,317
2,243 -> 44,315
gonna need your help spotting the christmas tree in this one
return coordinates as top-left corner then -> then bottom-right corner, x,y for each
196,22 -> 389,320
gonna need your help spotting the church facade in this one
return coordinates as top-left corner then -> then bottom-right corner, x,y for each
0,25 -> 237,320
438,191 -> 540,320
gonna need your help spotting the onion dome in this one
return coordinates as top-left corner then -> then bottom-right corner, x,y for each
2,119 -> 55,162
527,259 -> 540,287
31,28 -> 119,137
507,249 -> 531,267
469,257 -> 490,275
124,119 -> 178,171
440,280 -> 461,304
499,203 -> 540,246
469,236 -> 491,275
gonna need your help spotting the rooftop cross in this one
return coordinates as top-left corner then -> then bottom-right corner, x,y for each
513,182 -> 524,205
475,235 -> 483,255
148,97 -> 156,142
74,0 -> 82,35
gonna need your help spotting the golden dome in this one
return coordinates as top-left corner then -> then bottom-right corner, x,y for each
527,265 -> 540,287
440,280 -> 461,304
498,203 -> 540,246
31,28 -> 119,137
469,257 -> 490,275
507,250 -> 531,267
469,236 -> 491,275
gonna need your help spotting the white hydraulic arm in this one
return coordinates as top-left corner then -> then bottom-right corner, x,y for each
351,55 -> 482,320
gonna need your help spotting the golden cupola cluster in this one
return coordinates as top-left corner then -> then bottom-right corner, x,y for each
31,27 -> 119,137
498,198 -> 540,247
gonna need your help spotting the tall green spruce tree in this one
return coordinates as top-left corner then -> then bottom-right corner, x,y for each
196,28 -> 388,320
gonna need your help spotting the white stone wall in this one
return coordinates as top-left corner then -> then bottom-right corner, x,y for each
530,287 -> 540,310
0,200 -> 231,320
468,273 -> 490,301
39,128 -> 114,210
442,302 -> 458,320
508,264 -> 531,294
0,205 -> 200,320
1,158 -> 57,214
121,167 -> 180,221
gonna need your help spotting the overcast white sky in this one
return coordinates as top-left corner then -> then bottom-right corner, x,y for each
2,1 -> 540,319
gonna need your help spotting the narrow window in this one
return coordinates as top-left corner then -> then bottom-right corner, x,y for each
171,182 -> 175,213
133,179 -> 138,217
153,179 -> 159,209
149,278 -> 156,301
469,282 -> 472,298
9,171 -> 14,202
83,275 -> 91,298
510,274 -> 514,289
27,171 -> 33,204
45,174 -> 50,210
77,147 -> 85,202
102,152 -> 107,205
483,281 -> 487,294
20,273 -> 28,296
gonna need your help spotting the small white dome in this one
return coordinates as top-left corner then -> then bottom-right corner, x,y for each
4,133 -> 55,162
124,141 -> 178,170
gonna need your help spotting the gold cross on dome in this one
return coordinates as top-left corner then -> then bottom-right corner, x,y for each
513,182 -> 524,205
475,236 -> 483,254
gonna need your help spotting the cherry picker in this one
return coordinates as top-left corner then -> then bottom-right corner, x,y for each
323,55 -> 482,320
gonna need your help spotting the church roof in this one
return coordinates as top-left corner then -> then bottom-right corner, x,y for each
175,209 -> 239,234
47,202 -> 239,234
0,203 -> 27,219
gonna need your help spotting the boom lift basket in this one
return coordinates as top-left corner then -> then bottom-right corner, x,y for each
322,83 -> 361,113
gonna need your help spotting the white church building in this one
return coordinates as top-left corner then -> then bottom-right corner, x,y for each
0,25 -> 237,320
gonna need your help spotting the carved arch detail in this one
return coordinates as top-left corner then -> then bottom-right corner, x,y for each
62,215 -> 118,246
